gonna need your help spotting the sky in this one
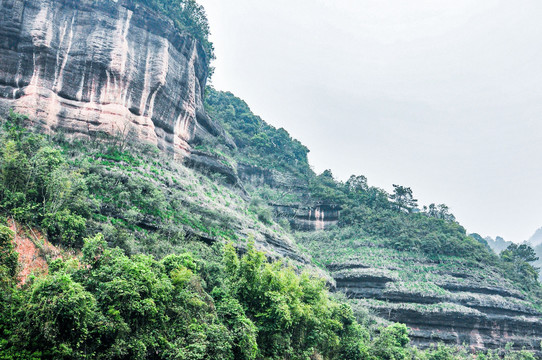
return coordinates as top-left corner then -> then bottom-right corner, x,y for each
198,0 -> 542,243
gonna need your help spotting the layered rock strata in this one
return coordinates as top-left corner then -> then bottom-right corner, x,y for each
332,263 -> 542,351
272,203 -> 341,230
238,164 -> 340,230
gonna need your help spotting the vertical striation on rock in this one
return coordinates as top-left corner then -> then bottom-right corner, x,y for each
0,0 -> 222,156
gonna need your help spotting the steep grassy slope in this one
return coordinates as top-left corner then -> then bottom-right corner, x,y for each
204,88 -> 542,352
0,112 -> 307,265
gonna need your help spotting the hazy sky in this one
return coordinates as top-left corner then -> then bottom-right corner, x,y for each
198,0 -> 542,243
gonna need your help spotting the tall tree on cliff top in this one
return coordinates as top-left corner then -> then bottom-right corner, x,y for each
389,184 -> 418,213
500,243 -> 540,290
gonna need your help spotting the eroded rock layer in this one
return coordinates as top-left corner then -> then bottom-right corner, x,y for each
314,244 -> 542,352
0,0 -> 221,155
238,164 -> 341,230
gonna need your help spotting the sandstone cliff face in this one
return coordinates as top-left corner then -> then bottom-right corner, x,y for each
0,0 -> 222,155
340,266 -> 542,351
272,203 -> 341,230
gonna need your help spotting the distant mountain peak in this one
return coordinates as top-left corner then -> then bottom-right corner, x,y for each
527,227 -> 542,247
484,235 -> 513,254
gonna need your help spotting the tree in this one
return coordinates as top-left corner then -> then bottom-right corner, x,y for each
346,175 -> 368,193
389,185 -> 418,213
0,225 -> 17,288
500,244 -> 540,290
423,203 -> 456,222
502,244 -> 539,263
369,323 -> 411,360
18,273 -> 99,359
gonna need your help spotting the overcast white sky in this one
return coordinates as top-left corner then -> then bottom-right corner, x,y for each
198,0 -> 542,243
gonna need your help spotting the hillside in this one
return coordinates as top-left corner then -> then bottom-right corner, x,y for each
0,0 -> 541,359
204,88 -> 542,351
0,107 -> 540,359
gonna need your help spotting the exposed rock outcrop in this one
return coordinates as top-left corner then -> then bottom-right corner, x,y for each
334,262 -> 542,352
185,150 -> 239,185
237,163 -> 307,191
238,164 -> 341,230
0,0 -> 222,156
270,203 -> 341,230
8,219 -> 60,285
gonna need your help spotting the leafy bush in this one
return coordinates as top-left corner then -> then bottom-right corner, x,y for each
221,242 -> 370,360
42,209 -> 86,247
369,323 -> 410,360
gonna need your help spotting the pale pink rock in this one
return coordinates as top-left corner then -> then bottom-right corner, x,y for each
0,0 -> 222,156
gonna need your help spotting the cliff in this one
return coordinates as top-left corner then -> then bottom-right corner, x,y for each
0,0 -> 224,156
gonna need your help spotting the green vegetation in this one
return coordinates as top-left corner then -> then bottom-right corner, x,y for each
0,90 -> 540,358
298,169 -> 541,294
0,111 -> 298,260
0,231 -> 402,359
136,0 -> 214,64
500,244 -> 540,291
0,225 -> 17,289
2,232 -> 536,359
204,87 -> 311,177
0,111 -> 89,247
